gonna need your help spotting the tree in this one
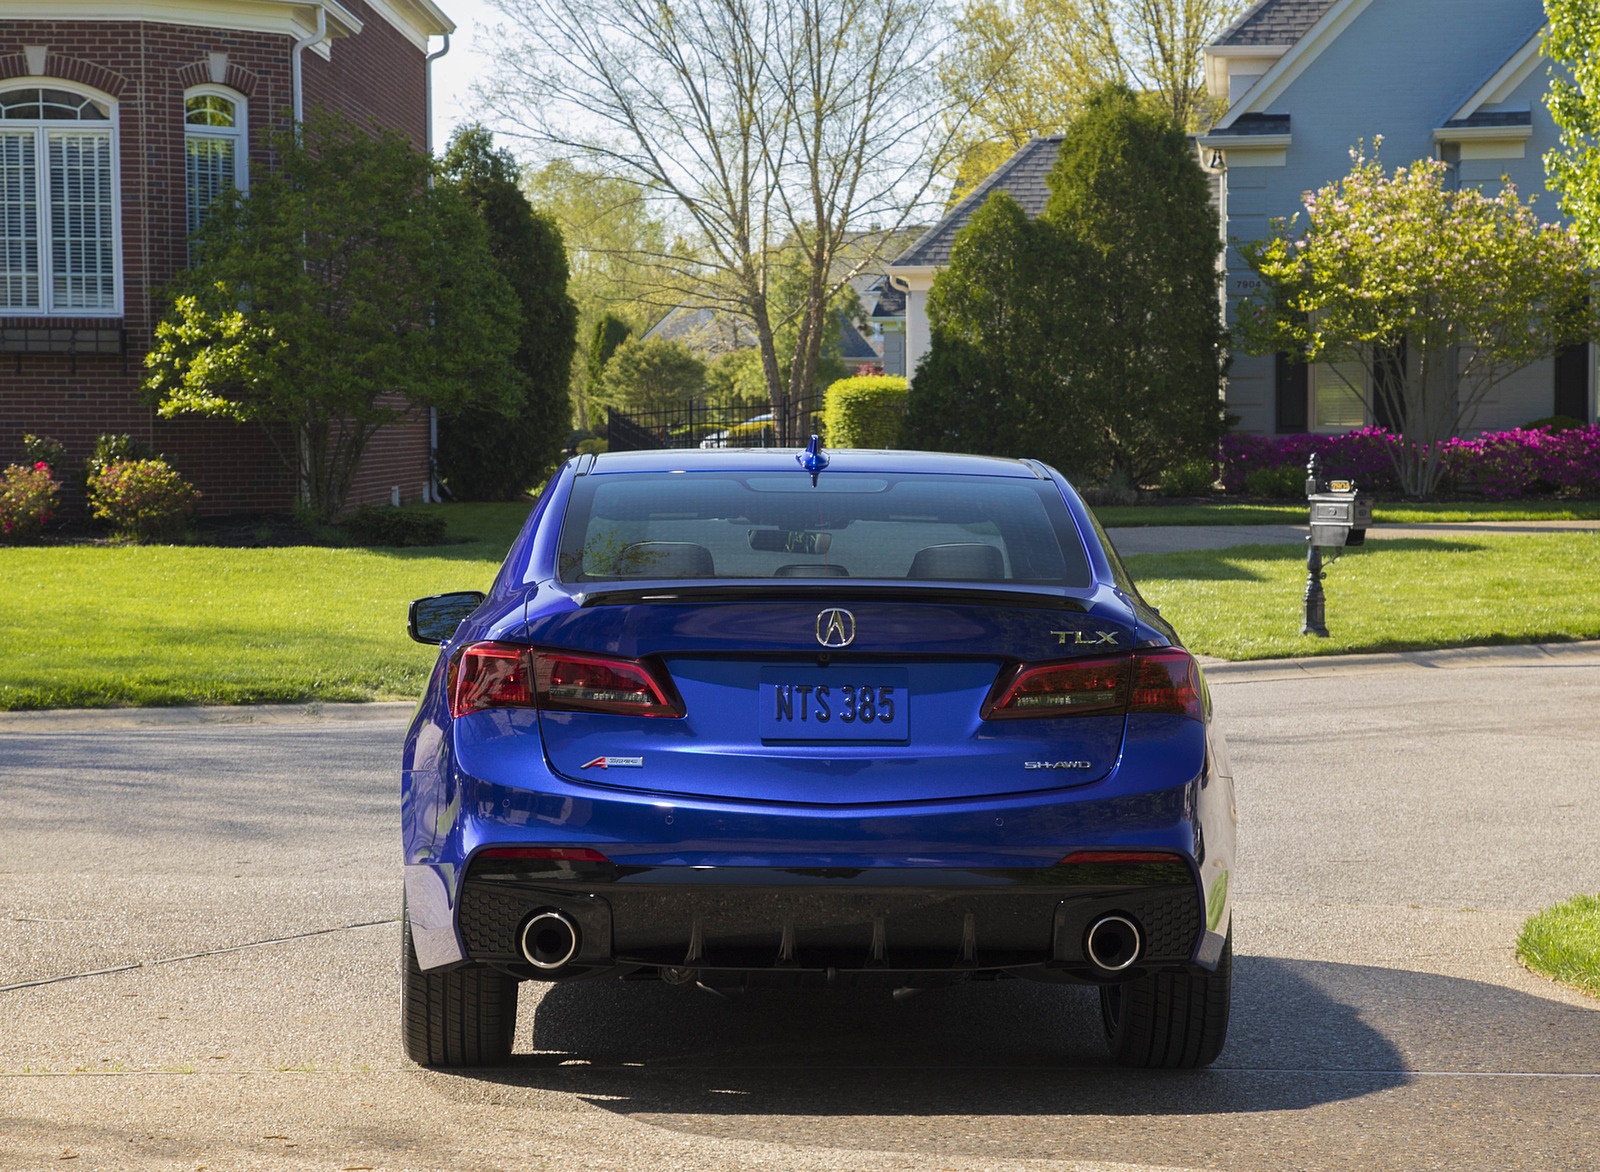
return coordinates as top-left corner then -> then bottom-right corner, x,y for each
907,86 -> 1226,484
435,126 -> 578,501
584,314 -> 634,421
598,337 -> 707,415
481,0 -> 956,443
938,0 -> 1243,199
1236,145 -> 1593,497
1546,0 -> 1600,262
144,112 -> 521,519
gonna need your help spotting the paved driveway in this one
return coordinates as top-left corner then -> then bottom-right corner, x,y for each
2,649 -> 1598,1170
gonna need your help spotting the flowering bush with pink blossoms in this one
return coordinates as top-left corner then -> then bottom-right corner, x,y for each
0,461 -> 61,543
1220,425 -> 1600,499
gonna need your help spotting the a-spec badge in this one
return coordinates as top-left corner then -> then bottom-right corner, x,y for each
816,607 -> 856,649
581,756 -> 644,769
1025,760 -> 1093,770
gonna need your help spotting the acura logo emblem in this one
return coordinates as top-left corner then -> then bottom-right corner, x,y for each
816,608 -> 856,648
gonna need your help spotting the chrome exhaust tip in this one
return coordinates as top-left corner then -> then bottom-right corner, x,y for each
1084,914 -> 1142,973
520,910 -> 580,970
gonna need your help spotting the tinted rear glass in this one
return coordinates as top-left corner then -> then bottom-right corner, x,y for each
556,472 -> 1092,586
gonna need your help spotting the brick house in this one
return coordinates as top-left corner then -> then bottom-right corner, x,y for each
1,0 -> 452,515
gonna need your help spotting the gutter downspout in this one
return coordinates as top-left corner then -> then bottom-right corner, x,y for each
291,5 -> 327,126
423,34 -> 451,502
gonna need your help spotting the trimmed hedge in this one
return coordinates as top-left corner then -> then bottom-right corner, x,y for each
822,375 -> 908,449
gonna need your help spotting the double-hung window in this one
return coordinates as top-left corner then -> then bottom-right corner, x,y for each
0,86 -> 118,315
184,89 -> 246,239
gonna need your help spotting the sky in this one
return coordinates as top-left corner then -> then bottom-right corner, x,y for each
427,0 -> 504,151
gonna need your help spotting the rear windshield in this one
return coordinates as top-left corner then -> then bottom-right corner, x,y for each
554,471 -> 1092,586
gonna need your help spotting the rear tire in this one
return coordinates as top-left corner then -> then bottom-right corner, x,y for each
401,904 -> 519,1067
1099,931 -> 1231,1069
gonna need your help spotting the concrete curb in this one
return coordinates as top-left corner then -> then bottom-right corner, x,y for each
0,700 -> 417,733
4,640 -> 1598,728
1201,639 -> 1600,684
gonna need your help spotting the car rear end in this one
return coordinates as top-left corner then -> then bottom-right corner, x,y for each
401,449 -> 1235,1067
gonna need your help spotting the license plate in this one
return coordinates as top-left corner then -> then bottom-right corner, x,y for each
758,667 -> 909,741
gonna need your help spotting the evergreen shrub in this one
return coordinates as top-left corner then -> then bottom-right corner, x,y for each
87,459 -> 200,541
822,375 -> 908,448
338,506 -> 448,548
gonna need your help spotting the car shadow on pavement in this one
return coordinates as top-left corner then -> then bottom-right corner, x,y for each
423,953 -> 1595,1115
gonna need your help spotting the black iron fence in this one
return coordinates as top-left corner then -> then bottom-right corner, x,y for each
605,396 -> 825,452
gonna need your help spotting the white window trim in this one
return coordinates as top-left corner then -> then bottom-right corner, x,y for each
183,84 -> 249,196
0,78 -> 123,319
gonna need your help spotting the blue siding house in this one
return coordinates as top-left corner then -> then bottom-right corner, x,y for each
1199,0 -> 1593,436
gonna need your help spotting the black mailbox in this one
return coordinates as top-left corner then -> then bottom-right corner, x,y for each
1300,454 -> 1375,637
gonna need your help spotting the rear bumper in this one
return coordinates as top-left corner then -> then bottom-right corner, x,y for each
454,861 -> 1205,984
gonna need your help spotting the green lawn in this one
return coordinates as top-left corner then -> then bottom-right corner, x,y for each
0,503 -> 533,710
1094,500 -> 1600,527
1518,894 -> 1600,999
2,505 -> 1597,709
1124,532 -> 1600,660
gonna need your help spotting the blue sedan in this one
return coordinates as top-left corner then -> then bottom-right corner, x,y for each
401,444 -> 1235,1068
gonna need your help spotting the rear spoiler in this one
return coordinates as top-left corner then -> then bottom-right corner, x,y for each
567,581 -> 1090,611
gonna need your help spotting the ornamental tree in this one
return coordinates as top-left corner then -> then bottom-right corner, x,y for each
1236,145 -> 1593,497
1546,0 -> 1600,262
144,111 -> 522,519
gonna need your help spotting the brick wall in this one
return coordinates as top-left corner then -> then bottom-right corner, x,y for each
0,15 -> 432,514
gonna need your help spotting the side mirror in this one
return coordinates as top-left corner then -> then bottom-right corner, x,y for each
408,591 -> 486,644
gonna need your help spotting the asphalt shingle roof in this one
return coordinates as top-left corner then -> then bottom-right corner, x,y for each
1214,0 -> 1339,46
889,135 -> 1065,268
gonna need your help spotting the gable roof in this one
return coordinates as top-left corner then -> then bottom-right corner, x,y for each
1214,0 -> 1340,46
1211,0 -> 1375,129
889,135 -> 1065,269
1443,28 -> 1544,123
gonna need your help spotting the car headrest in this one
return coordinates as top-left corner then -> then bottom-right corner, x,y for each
617,541 -> 715,578
907,543 -> 1005,581
774,563 -> 849,577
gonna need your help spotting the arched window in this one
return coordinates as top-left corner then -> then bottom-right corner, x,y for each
0,85 -> 118,314
184,88 -> 247,239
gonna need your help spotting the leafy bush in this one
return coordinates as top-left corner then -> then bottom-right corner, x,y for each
21,434 -> 67,471
576,437 -> 609,456
88,459 -> 201,541
823,375 -> 908,448
1158,459 -> 1217,498
1242,465 -> 1306,499
1522,415 -> 1588,433
0,462 -> 60,543
338,505 -> 448,547
86,433 -> 150,480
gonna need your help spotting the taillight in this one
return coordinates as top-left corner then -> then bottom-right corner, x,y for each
448,643 -> 684,719
534,650 -> 684,717
982,654 -> 1130,719
982,649 -> 1204,721
1058,850 -> 1187,865
449,642 -> 533,718
478,846 -> 612,862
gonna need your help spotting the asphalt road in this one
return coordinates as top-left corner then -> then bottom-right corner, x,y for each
3,649 -> 1599,1171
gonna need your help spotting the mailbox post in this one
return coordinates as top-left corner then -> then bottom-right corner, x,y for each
1301,453 -> 1373,637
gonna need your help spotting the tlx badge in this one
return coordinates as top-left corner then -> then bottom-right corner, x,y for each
1049,630 -> 1119,646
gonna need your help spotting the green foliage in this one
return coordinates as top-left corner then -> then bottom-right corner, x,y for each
1242,465 -> 1304,499
575,437 -> 609,456
0,462 -> 59,543
909,86 -> 1226,482
338,505 -> 449,547
1524,415 -> 1589,433
1158,459 -> 1217,498
586,314 -> 633,394
435,127 -> 579,501
1518,893 -> 1600,998
20,434 -> 67,471
85,433 -> 150,481
822,375 -> 909,448
1236,144 -> 1593,497
87,459 -> 201,542
144,111 -> 522,520
704,348 -> 768,409
599,336 -> 706,414
1545,0 -> 1600,266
